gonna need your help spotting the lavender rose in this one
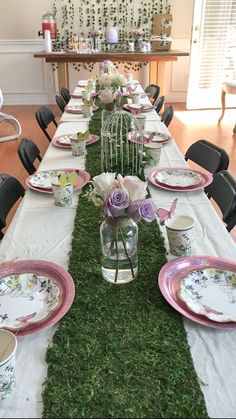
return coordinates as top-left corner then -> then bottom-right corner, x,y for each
105,188 -> 130,217
138,198 -> 157,223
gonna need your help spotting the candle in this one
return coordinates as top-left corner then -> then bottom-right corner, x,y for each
106,27 -> 119,43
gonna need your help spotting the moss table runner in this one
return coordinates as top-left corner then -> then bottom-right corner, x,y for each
42,112 -> 208,418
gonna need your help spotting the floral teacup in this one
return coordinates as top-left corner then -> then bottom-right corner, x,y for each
0,329 -> 17,400
165,215 -> 195,256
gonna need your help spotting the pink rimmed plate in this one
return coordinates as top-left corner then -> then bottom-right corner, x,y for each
65,105 -> 98,114
158,256 -> 236,329
123,103 -> 155,113
148,167 -> 213,192
26,169 -> 90,194
52,134 -> 100,148
0,259 -> 75,336
127,131 -> 171,144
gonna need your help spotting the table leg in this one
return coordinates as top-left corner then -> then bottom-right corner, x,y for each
57,62 -> 69,90
149,61 -> 166,96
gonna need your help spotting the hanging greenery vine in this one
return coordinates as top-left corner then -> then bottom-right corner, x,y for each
51,0 -> 171,72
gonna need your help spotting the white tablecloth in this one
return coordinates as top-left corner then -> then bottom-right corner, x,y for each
0,83 -> 236,418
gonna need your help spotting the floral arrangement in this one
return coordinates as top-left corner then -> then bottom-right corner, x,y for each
97,73 -> 127,92
132,28 -> 145,38
89,172 -> 157,223
99,60 -> 115,73
89,29 -> 102,37
98,89 -> 120,104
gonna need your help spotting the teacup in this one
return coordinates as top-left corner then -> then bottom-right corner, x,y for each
0,329 -> 17,400
136,114 -> 146,130
131,92 -> 140,105
81,105 -> 93,118
70,135 -> 86,156
144,142 -> 163,165
126,73 -> 133,83
51,177 -> 73,207
165,215 -> 195,256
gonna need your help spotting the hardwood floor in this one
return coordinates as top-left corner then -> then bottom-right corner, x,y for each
0,102 -> 236,241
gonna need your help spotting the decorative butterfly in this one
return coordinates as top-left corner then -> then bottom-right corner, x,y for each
128,85 -> 138,94
59,171 -> 78,188
145,132 -> 155,143
77,130 -> 90,141
83,99 -> 94,107
156,198 -> 178,225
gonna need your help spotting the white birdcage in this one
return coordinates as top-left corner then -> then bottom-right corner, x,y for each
101,108 -> 144,176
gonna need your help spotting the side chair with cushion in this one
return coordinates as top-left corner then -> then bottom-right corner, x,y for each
60,87 -> 70,104
55,95 -> 66,113
144,84 -> 160,103
35,107 -> 58,142
206,170 -> 236,232
0,174 -> 25,239
0,88 -> 22,143
161,105 -> 174,127
218,80 -> 236,133
185,139 -> 229,174
18,138 -> 42,175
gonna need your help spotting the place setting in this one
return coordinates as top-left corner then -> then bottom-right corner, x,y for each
0,259 -> 75,336
26,168 -> 90,194
52,132 -> 100,149
158,255 -> 236,329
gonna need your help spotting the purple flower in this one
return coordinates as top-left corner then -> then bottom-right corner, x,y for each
105,188 -> 130,217
138,198 -> 157,223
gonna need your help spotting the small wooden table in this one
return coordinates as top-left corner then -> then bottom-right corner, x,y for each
34,50 -> 189,95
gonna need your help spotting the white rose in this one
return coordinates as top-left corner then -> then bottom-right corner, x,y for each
92,172 -> 116,197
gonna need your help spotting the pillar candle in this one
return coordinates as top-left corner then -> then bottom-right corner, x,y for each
106,27 -> 119,43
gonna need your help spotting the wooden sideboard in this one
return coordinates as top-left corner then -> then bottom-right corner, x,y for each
34,50 -> 189,94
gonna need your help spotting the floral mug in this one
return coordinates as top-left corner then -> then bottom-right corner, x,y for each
0,329 -> 17,400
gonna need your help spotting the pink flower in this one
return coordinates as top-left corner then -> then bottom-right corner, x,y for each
117,175 -> 147,201
98,88 -> 117,104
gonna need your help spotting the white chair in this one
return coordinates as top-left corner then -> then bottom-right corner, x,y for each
0,88 -> 22,143
218,80 -> 236,133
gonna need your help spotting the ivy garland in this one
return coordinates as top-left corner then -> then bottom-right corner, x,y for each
51,0 -> 171,72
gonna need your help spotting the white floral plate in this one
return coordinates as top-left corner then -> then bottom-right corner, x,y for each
52,134 -> 100,148
26,169 -> 90,193
148,167 -> 213,192
156,168 -> 203,187
0,259 -> 75,335
178,267 -> 236,322
158,256 -> 236,329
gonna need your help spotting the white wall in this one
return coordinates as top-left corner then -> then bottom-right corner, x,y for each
0,0 -> 194,104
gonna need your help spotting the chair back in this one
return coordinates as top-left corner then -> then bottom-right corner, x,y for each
60,87 -> 70,104
161,105 -> 174,127
55,95 -> 66,112
0,174 -> 25,238
18,138 -> 42,175
154,95 -> 165,114
145,84 -> 160,102
206,170 -> 236,232
185,139 -> 229,174
35,107 -> 57,142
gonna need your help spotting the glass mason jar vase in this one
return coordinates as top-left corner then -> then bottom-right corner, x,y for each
100,216 -> 138,284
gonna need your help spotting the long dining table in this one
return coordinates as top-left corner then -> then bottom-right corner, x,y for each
1,79 -> 236,419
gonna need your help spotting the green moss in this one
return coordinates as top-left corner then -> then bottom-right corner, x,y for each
42,112 -> 208,418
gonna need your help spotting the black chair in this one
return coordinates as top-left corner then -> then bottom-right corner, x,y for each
161,105 -> 174,127
60,87 -> 70,104
144,84 -> 160,103
206,170 -> 236,232
18,138 -> 42,175
154,95 -> 165,114
185,139 -> 229,174
0,174 -> 25,239
55,95 -> 66,113
35,107 -> 58,142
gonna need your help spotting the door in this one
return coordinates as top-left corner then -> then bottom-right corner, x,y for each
187,0 -> 236,109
